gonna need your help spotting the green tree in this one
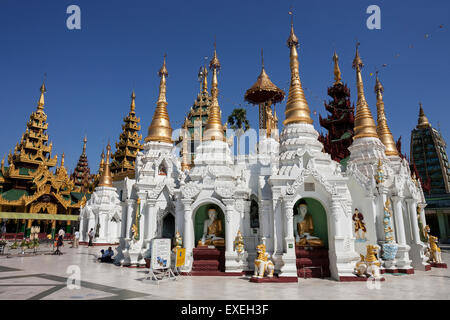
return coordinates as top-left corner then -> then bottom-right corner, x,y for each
227,108 -> 250,155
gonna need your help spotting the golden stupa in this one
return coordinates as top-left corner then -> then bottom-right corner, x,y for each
352,44 -> 379,140
374,72 -> 399,156
203,43 -> 226,142
145,55 -> 173,144
283,21 -> 313,126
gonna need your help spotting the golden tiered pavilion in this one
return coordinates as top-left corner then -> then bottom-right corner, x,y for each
110,90 -> 144,181
0,82 -> 90,238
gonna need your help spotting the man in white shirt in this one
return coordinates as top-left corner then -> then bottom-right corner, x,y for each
71,229 -> 80,248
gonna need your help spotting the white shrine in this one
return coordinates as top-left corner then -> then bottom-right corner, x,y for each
80,23 -> 430,281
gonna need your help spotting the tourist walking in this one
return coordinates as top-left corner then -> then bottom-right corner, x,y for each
88,228 -> 94,247
71,229 -> 80,248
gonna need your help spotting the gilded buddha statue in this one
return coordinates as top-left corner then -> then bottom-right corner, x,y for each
293,200 -> 323,246
197,208 -> 225,246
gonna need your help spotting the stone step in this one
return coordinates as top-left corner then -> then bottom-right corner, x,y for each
297,267 -> 331,278
295,247 -> 329,258
296,257 -> 329,267
192,260 -> 222,272
192,247 -> 226,273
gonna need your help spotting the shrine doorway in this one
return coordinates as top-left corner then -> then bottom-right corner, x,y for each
193,203 -> 225,246
162,213 -> 175,239
293,197 -> 328,248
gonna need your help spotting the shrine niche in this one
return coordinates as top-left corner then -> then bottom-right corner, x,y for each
249,199 -> 259,229
293,198 -> 328,248
162,212 -> 175,239
194,204 -> 225,247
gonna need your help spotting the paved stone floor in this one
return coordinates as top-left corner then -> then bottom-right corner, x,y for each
0,244 -> 448,300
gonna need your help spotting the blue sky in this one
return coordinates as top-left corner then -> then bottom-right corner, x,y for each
0,0 -> 449,172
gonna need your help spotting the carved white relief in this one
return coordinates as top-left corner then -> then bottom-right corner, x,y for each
181,182 -> 201,199
214,182 -> 236,198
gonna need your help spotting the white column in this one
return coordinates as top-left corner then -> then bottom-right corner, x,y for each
406,199 -> 420,244
376,187 -> 389,242
418,203 -> 427,236
279,198 -> 297,278
223,199 -> 234,253
392,196 -> 406,245
284,201 -> 294,242
392,196 -> 412,269
144,199 -> 157,242
124,200 -> 135,239
181,199 -> 194,256
330,197 -> 342,238
259,200 -> 271,241
406,198 -> 429,270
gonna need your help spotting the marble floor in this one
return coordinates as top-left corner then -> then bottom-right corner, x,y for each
0,245 -> 448,300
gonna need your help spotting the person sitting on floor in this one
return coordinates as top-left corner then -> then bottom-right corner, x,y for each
98,248 -> 114,263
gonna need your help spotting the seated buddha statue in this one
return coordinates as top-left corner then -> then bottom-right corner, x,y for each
197,208 -> 225,247
293,200 -> 323,246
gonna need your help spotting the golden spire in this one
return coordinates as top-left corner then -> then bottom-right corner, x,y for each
99,150 -> 105,174
333,51 -> 342,85
417,102 -> 431,128
130,90 -> 136,113
200,66 -> 208,94
37,81 -> 46,111
98,143 -> 113,187
352,44 -> 379,140
283,20 -> 313,125
374,72 -> 398,156
61,153 -> 65,167
145,54 -> 173,144
203,42 -> 225,141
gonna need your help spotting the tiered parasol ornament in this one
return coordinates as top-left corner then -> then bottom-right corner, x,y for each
244,50 -> 285,137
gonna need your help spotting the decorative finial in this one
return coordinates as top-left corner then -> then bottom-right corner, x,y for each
374,71 -> 383,94
82,136 -> 87,155
287,14 -> 299,48
210,39 -> 221,70
37,79 -> 46,110
352,43 -> 379,140
130,89 -> 136,112
261,48 -> 265,70
159,53 -> 168,77
145,54 -> 173,144
198,65 -> 208,94
332,50 -> 342,84
61,152 -> 65,167
417,102 -> 431,128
